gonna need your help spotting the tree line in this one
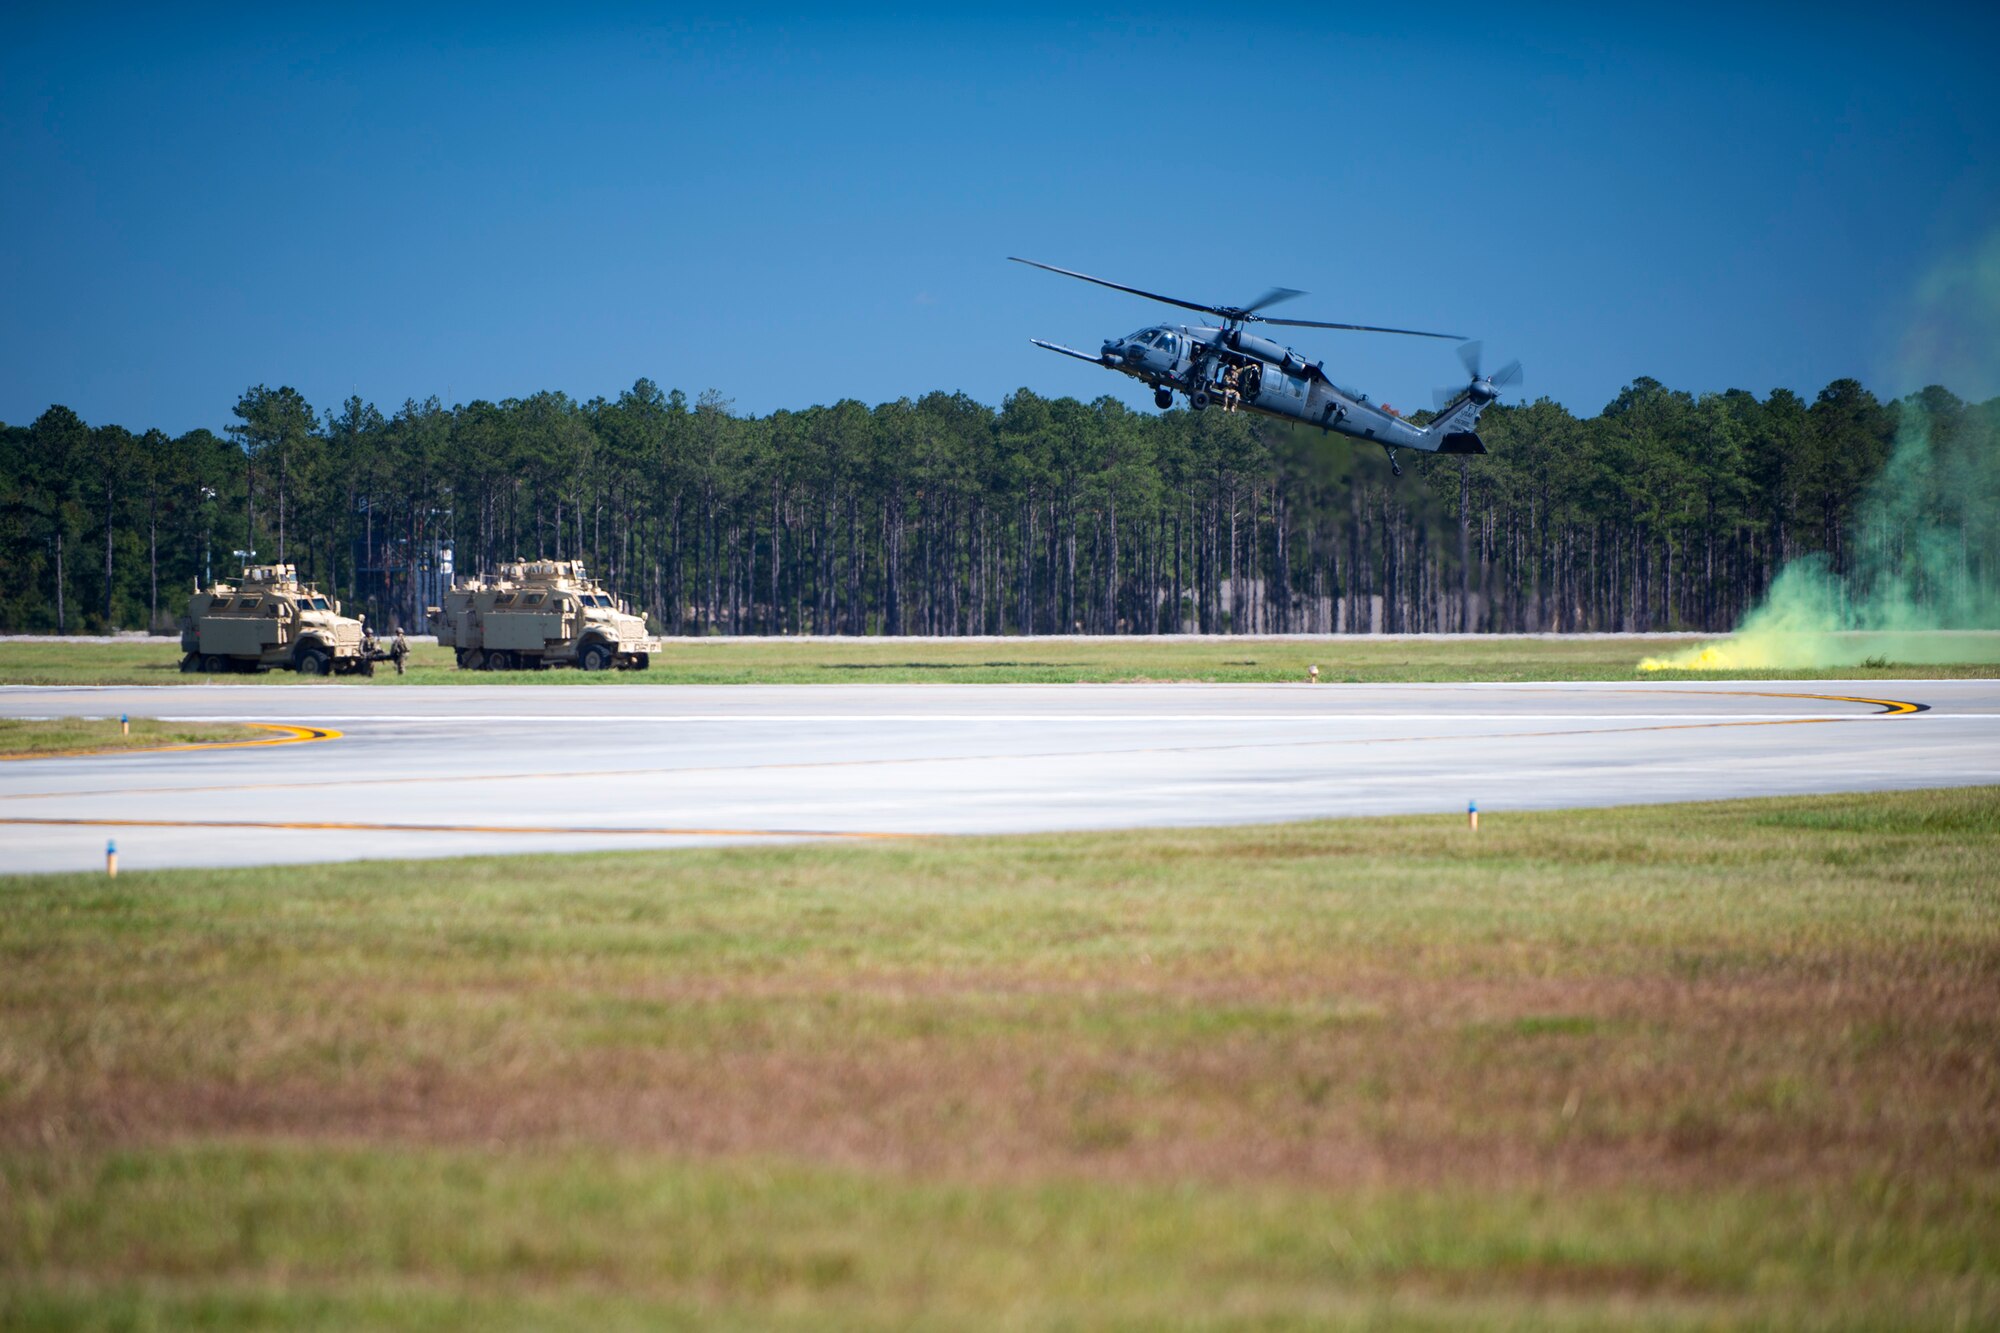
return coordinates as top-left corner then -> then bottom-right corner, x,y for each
2,376 -> 1992,637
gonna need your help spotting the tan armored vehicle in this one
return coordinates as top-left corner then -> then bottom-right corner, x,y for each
179,564 -> 377,676
428,560 -> 656,671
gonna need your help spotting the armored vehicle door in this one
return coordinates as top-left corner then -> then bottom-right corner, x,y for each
488,590 -> 562,650
200,598 -> 267,655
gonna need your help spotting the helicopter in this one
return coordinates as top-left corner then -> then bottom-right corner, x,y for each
1013,257 -> 1521,475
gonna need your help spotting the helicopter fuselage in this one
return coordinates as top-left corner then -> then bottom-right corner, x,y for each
1060,322 -> 1446,453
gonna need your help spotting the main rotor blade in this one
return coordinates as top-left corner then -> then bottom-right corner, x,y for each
1243,286 -> 1305,314
1265,316 -> 1466,340
1011,258 -> 1465,339
1008,257 -> 1231,319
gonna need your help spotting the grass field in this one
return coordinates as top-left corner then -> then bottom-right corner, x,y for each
4,631 -> 2000,686
0,716 -> 261,758
2,788 -> 1996,1328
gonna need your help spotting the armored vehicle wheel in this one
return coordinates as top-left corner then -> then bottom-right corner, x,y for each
1154,387 -> 1173,410
487,650 -> 514,672
201,654 -> 229,674
579,642 -> 612,672
295,647 -> 331,677
1189,390 -> 1210,411
633,652 -> 650,671
462,649 -> 485,671
179,653 -> 201,673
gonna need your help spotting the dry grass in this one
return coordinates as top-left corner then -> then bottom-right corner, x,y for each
1,788 -> 1997,1327
0,716 -> 261,757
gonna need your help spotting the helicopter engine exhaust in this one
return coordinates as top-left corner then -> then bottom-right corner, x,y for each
1223,329 -> 1307,374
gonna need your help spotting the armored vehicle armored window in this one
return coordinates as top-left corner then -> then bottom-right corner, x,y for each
239,598 -> 261,611
525,592 -> 545,606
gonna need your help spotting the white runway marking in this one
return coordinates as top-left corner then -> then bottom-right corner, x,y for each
154,712 -> 1947,724
1,681 -> 1995,874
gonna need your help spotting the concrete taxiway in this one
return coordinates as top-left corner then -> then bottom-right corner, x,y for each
2,680 -> 1997,874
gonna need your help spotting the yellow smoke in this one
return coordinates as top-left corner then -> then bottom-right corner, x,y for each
1639,638 -> 1799,672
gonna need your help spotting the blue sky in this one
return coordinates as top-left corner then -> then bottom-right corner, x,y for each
3,5 -> 1996,434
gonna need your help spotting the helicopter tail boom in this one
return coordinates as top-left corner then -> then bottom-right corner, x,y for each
1409,392 -> 1489,454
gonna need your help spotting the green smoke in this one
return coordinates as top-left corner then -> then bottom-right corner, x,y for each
1644,239 -> 2000,672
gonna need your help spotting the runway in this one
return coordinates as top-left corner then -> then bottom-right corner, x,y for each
2,680 -> 1997,874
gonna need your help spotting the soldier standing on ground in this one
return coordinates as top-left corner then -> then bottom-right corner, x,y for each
390,627 -> 409,675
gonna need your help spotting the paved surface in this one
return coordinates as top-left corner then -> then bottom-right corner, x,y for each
2,681 -> 1997,874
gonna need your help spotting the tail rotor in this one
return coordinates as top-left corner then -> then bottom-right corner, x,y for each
1437,341 -> 1523,409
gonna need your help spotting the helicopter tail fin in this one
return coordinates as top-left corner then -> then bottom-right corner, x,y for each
1415,393 -> 1488,454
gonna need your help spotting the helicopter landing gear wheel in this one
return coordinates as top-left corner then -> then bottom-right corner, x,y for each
1189,391 -> 1210,412
1153,387 -> 1173,410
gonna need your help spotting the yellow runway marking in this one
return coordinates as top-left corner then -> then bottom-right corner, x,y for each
0,815 -> 916,840
1629,688 -> 1928,715
0,721 -> 340,762
1731,691 -> 1925,715
0,691 -> 1929,806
